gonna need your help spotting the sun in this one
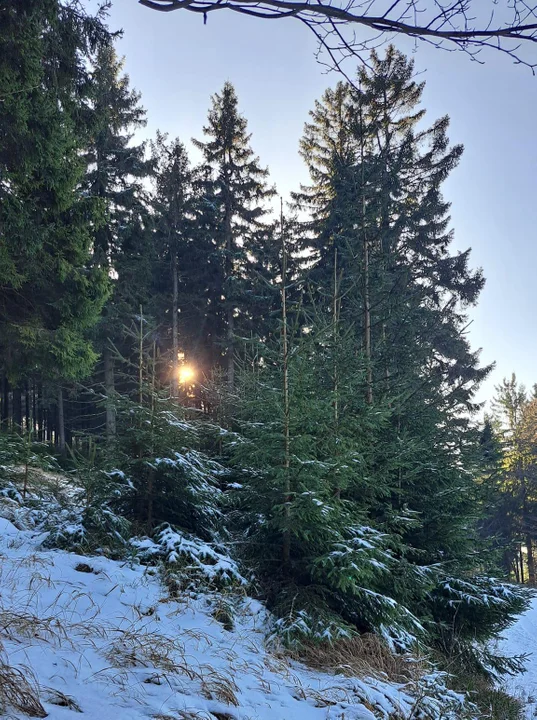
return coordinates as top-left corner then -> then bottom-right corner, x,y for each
178,365 -> 195,385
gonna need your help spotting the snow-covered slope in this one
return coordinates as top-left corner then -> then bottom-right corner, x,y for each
498,598 -> 537,718
0,516 -> 468,720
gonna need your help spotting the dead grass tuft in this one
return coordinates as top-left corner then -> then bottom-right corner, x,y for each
0,661 -> 47,718
0,608 -> 68,645
105,630 -> 181,673
153,712 -> 214,720
200,667 -> 239,706
42,687 -> 83,712
103,629 -> 204,682
290,633 -> 422,683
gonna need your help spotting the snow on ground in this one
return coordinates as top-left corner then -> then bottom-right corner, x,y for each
0,516 -> 438,720
498,598 -> 537,718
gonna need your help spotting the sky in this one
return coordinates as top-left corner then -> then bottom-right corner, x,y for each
98,0 -> 537,407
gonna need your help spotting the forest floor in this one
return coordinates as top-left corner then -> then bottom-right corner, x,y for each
0,467 -> 530,720
0,511 -> 470,720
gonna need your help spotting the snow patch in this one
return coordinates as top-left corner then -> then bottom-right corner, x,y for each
0,517 -> 471,720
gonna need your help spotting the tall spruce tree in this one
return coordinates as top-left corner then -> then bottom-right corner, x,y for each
150,132 -> 199,396
228,46 -> 532,669
193,82 -> 276,387
83,43 -> 153,443
0,0 -> 112,439
477,416 -> 519,578
294,47 -> 490,571
228,220 -> 413,644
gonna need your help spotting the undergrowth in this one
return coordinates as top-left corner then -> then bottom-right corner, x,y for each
0,432 -> 530,720
451,671 -> 524,720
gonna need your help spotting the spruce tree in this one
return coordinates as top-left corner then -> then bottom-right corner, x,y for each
85,44 -> 149,268
477,417 -> 517,577
83,43 -> 153,443
193,82 -> 276,387
229,273 -> 411,644
0,0 -> 112,440
272,47 -> 528,669
491,375 -> 537,584
295,47 -> 490,570
150,132 -> 199,396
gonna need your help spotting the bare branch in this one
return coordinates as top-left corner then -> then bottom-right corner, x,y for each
139,0 -> 537,71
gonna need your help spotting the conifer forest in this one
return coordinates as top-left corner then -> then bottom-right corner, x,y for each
2,3 -> 537,719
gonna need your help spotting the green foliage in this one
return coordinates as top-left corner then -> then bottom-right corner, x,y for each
0,0 -> 112,382
0,431 -> 60,477
428,575 -> 532,676
133,523 -> 246,590
227,324 -> 426,646
41,504 -> 131,558
192,81 -> 277,373
486,375 -> 537,583
448,671 -> 524,720
110,390 -> 224,538
85,42 -> 154,343
0,24 -> 529,704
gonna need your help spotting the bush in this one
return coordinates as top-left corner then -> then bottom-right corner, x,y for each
131,523 -> 247,590
41,504 -> 131,558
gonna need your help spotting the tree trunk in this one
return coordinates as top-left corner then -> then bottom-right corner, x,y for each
57,386 -> 66,453
224,181 -> 235,391
359,99 -> 372,405
281,201 -> 291,569
380,88 -> 391,392
513,552 -> 520,584
522,474 -> 535,583
527,535 -> 536,585
32,382 -> 37,436
104,343 -> 116,445
37,384 -> 44,441
1,377 -> 9,428
333,246 -> 341,500
363,231 -> 372,404
12,387 -> 22,429
520,544 -> 525,583
227,310 -> 235,390
171,254 -> 179,398
147,469 -> 155,534
139,305 -> 144,406
46,407 -> 53,443
25,381 -> 30,432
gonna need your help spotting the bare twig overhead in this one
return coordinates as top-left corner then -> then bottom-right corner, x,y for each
138,0 -> 537,72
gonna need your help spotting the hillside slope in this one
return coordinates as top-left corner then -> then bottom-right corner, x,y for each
0,513 -> 470,720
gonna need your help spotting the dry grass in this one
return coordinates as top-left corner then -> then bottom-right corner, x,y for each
289,633 -> 422,684
200,667 -> 239,706
0,608 -> 68,645
41,686 -> 83,712
154,712 -> 214,720
104,629 -> 188,674
153,712 -> 224,720
0,660 -> 47,718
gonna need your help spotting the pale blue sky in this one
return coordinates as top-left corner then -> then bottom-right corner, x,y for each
102,0 -> 537,407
